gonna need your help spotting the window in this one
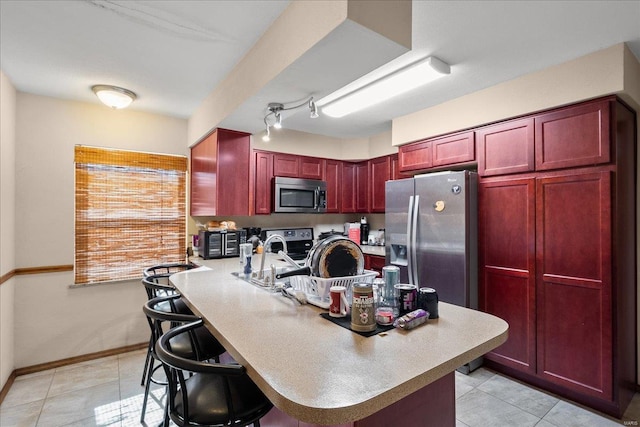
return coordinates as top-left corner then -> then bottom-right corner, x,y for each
74,146 -> 187,284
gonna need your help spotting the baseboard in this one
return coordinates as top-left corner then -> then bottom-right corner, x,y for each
0,371 -> 17,405
1,342 -> 146,404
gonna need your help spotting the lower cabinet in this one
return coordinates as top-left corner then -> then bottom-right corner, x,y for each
364,254 -> 385,276
479,177 -> 536,374
479,168 -> 634,417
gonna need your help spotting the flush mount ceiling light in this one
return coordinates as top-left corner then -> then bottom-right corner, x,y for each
319,56 -> 450,118
91,85 -> 137,109
262,96 -> 319,141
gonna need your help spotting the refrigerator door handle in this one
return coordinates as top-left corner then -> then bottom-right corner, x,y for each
406,196 -> 415,285
410,195 -> 420,286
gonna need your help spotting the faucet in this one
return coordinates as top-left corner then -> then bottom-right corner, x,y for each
257,234 -> 288,279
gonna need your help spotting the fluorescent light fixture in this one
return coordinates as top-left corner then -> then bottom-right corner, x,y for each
92,85 -> 137,109
321,56 -> 450,118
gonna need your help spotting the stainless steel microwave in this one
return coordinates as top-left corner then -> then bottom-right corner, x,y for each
273,176 -> 327,213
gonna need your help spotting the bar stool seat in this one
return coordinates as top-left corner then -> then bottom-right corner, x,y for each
141,295 -> 227,425
156,319 -> 273,427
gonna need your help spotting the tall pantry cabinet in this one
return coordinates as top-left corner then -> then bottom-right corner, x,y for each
477,96 -> 636,418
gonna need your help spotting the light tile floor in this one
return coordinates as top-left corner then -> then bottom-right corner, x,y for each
1,349 -> 638,427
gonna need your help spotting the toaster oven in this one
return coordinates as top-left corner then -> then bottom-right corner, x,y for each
198,229 -> 247,259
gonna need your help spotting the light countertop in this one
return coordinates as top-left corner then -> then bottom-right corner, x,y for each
175,255 -> 508,425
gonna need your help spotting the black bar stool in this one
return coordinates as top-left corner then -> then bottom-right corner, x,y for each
141,295 -> 226,426
156,319 -> 273,427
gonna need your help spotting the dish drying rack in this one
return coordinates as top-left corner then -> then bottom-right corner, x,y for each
289,270 -> 378,309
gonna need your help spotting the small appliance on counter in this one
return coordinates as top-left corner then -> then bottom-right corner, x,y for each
198,229 -> 247,259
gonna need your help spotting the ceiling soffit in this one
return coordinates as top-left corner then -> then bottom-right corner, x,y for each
188,0 -> 412,145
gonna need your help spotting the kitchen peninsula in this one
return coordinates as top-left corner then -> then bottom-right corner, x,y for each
173,256 -> 508,426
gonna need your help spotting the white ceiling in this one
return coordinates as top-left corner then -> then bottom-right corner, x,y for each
2,0 -> 639,140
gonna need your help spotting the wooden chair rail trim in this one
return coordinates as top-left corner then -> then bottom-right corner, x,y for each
0,265 -> 73,285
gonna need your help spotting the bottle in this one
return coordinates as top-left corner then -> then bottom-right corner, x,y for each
360,216 -> 370,245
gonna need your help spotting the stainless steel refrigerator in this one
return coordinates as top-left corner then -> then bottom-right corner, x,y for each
385,170 -> 478,310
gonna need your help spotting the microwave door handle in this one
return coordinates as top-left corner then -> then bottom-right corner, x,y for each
314,189 -> 319,210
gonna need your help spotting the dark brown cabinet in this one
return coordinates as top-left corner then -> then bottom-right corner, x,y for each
340,162 -> 356,213
399,131 -> 475,173
364,254 -> 385,276
536,170 -> 613,400
273,153 -> 299,178
479,177 -> 536,374
324,159 -> 341,213
477,118 -> 534,176
432,131 -> 475,167
477,98 -> 612,177
190,128 -> 251,216
535,99 -> 610,171
369,156 -> 391,213
273,153 -> 324,180
300,156 -> 324,180
398,139 -> 431,172
253,150 -> 274,215
355,162 -> 369,212
478,96 -> 636,418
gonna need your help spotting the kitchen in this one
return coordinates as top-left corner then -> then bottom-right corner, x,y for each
1,1 -> 640,426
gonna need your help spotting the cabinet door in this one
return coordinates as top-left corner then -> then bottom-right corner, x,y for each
273,153 -> 299,177
536,171 -> 612,400
324,159 -> 341,213
432,131 -> 475,167
477,118 -> 534,176
190,130 -> 218,216
366,254 -> 385,276
341,162 -> 356,213
254,151 -> 274,215
300,156 -> 323,180
369,156 -> 391,213
398,140 -> 431,172
355,161 -> 369,212
216,129 -> 250,216
478,177 -> 536,374
535,99 -> 611,171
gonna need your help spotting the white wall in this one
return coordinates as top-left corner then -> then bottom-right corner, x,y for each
249,127 -> 395,161
12,93 -> 188,367
0,71 -> 17,388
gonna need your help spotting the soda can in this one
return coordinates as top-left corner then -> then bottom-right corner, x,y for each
418,287 -> 439,319
394,283 -> 417,315
351,283 -> 377,332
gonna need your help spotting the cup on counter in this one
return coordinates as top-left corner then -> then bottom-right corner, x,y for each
395,283 -> 418,316
329,286 -> 349,318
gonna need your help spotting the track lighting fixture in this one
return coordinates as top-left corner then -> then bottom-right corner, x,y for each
262,96 -> 319,140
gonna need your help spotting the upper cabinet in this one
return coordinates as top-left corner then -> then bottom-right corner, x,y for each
273,153 -> 324,180
477,118 -> 535,176
324,159 -> 341,213
477,98 -> 612,177
190,128 -> 251,216
399,131 -> 475,173
253,150 -> 274,215
534,99 -> 610,171
369,156 -> 391,213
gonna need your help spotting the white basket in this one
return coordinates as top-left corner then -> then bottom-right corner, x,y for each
289,270 -> 379,308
